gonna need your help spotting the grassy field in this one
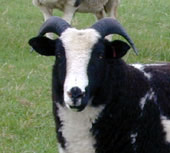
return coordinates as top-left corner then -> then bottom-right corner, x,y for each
0,0 -> 170,152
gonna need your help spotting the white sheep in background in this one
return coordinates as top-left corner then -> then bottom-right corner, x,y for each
32,0 -> 119,38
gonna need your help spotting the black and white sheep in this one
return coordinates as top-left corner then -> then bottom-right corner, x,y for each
29,16 -> 170,153
32,0 -> 119,38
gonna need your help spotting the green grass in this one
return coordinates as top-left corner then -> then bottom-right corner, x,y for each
0,0 -> 170,152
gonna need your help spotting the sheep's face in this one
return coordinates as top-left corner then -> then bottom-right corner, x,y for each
29,28 -> 130,111
58,28 -> 105,111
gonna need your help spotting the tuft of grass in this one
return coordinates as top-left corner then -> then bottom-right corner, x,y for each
0,0 -> 170,152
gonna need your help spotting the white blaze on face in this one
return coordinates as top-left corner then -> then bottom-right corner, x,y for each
60,28 -> 101,106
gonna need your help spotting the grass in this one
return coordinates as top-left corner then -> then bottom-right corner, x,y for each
0,0 -> 170,152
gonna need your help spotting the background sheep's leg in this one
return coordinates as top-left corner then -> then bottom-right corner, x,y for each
95,0 -> 120,41
95,10 -> 107,20
32,0 -> 54,38
95,10 -> 113,41
105,0 -> 120,19
39,6 -> 54,38
62,4 -> 77,24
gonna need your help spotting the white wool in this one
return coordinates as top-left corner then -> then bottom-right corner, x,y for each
60,28 -> 101,106
57,103 -> 104,153
139,88 -> 155,110
161,116 -> 170,143
131,64 -> 152,80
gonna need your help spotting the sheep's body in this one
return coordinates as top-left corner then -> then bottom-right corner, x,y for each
53,61 -> 170,153
133,63 -> 170,117
33,0 -> 119,38
29,17 -> 170,153
33,0 -> 115,13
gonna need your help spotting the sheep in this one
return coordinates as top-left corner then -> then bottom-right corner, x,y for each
29,16 -> 170,153
32,0 -> 119,38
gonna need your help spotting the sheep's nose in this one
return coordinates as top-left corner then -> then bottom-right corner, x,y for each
67,87 -> 85,99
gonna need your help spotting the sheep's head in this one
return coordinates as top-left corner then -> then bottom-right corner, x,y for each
29,17 -> 137,111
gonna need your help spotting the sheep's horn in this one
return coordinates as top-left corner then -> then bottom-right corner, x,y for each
91,17 -> 138,55
38,16 -> 71,36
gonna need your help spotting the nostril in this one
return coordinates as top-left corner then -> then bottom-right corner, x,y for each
69,87 -> 85,99
81,91 -> 85,97
76,92 -> 84,98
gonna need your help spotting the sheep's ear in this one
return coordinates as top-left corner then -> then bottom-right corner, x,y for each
28,36 -> 56,56
105,40 -> 130,59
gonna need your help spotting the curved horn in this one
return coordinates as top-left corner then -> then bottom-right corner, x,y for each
38,16 -> 71,36
91,18 -> 138,55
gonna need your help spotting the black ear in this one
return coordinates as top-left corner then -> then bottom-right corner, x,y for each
105,40 -> 131,59
28,36 -> 56,56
